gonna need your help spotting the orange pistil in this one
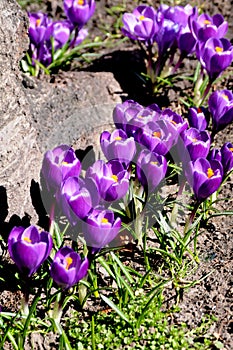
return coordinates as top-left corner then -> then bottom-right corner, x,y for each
36,19 -> 41,27
23,237 -> 32,243
215,46 -> 223,53
207,167 -> 214,178
65,257 -> 73,270
77,0 -> 84,5
222,94 -> 229,101
111,174 -> 118,182
101,218 -> 109,224
229,147 -> 233,152
153,131 -> 161,138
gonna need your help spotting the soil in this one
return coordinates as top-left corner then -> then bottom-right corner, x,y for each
1,0 -> 233,349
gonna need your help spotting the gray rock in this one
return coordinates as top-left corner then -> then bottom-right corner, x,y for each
0,0 -> 40,220
0,0 -> 122,221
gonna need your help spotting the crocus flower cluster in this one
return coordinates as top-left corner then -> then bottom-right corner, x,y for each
8,224 -> 89,290
121,4 -> 233,83
182,88 -> 233,202
41,143 -> 124,251
27,0 -> 95,69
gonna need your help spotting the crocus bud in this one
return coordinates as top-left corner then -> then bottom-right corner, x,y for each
8,226 -> 53,277
187,107 -> 208,131
50,246 -> 89,289
221,142 -> 233,174
60,176 -> 93,225
208,90 -> 233,134
207,147 -> 222,163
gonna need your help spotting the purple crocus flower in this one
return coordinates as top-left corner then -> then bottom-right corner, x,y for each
190,13 -> 228,42
51,20 -> 72,50
63,0 -> 95,29
196,37 -> 233,82
50,246 -> 89,289
207,148 -> 222,164
86,160 -> 129,202
136,149 -> 167,192
60,176 -> 93,225
28,12 -> 53,46
180,127 -> 211,162
187,107 -> 208,131
160,109 -> 188,135
125,106 -> 161,137
177,5 -> 197,58
70,28 -> 88,46
8,226 -> 53,277
221,142 -> 233,174
41,145 -> 81,194
134,119 -> 177,156
208,89 -> 233,134
185,158 -> 223,201
83,208 -> 121,250
100,129 -> 136,167
113,100 -> 144,131
122,5 -> 160,45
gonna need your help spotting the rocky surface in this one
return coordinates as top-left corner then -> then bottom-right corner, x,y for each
0,0 -> 122,221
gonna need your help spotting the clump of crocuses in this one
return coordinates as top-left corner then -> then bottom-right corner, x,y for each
121,3 -> 233,102
22,0 -> 95,75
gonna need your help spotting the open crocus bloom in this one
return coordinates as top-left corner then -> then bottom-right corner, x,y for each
8,226 -> 53,277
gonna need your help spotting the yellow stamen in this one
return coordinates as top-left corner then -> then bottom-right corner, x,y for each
203,20 -> 211,25
192,138 -> 197,143
215,46 -> 223,53
137,115 -> 144,119
229,147 -> 233,152
139,15 -> 145,21
23,237 -> 32,243
65,257 -> 73,270
153,131 -> 161,138
115,136 -> 122,141
77,0 -> 84,5
101,218 -> 109,224
35,19 -> 41,27
111,174 -> 118,182
207,167 -> 214,178
222,94 -> 229,101
151,161 -> 158,165
171,120 -> 177,125
61,161 -> 69,165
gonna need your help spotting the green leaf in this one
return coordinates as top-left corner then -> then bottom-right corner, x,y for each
100,294 -> 131,325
